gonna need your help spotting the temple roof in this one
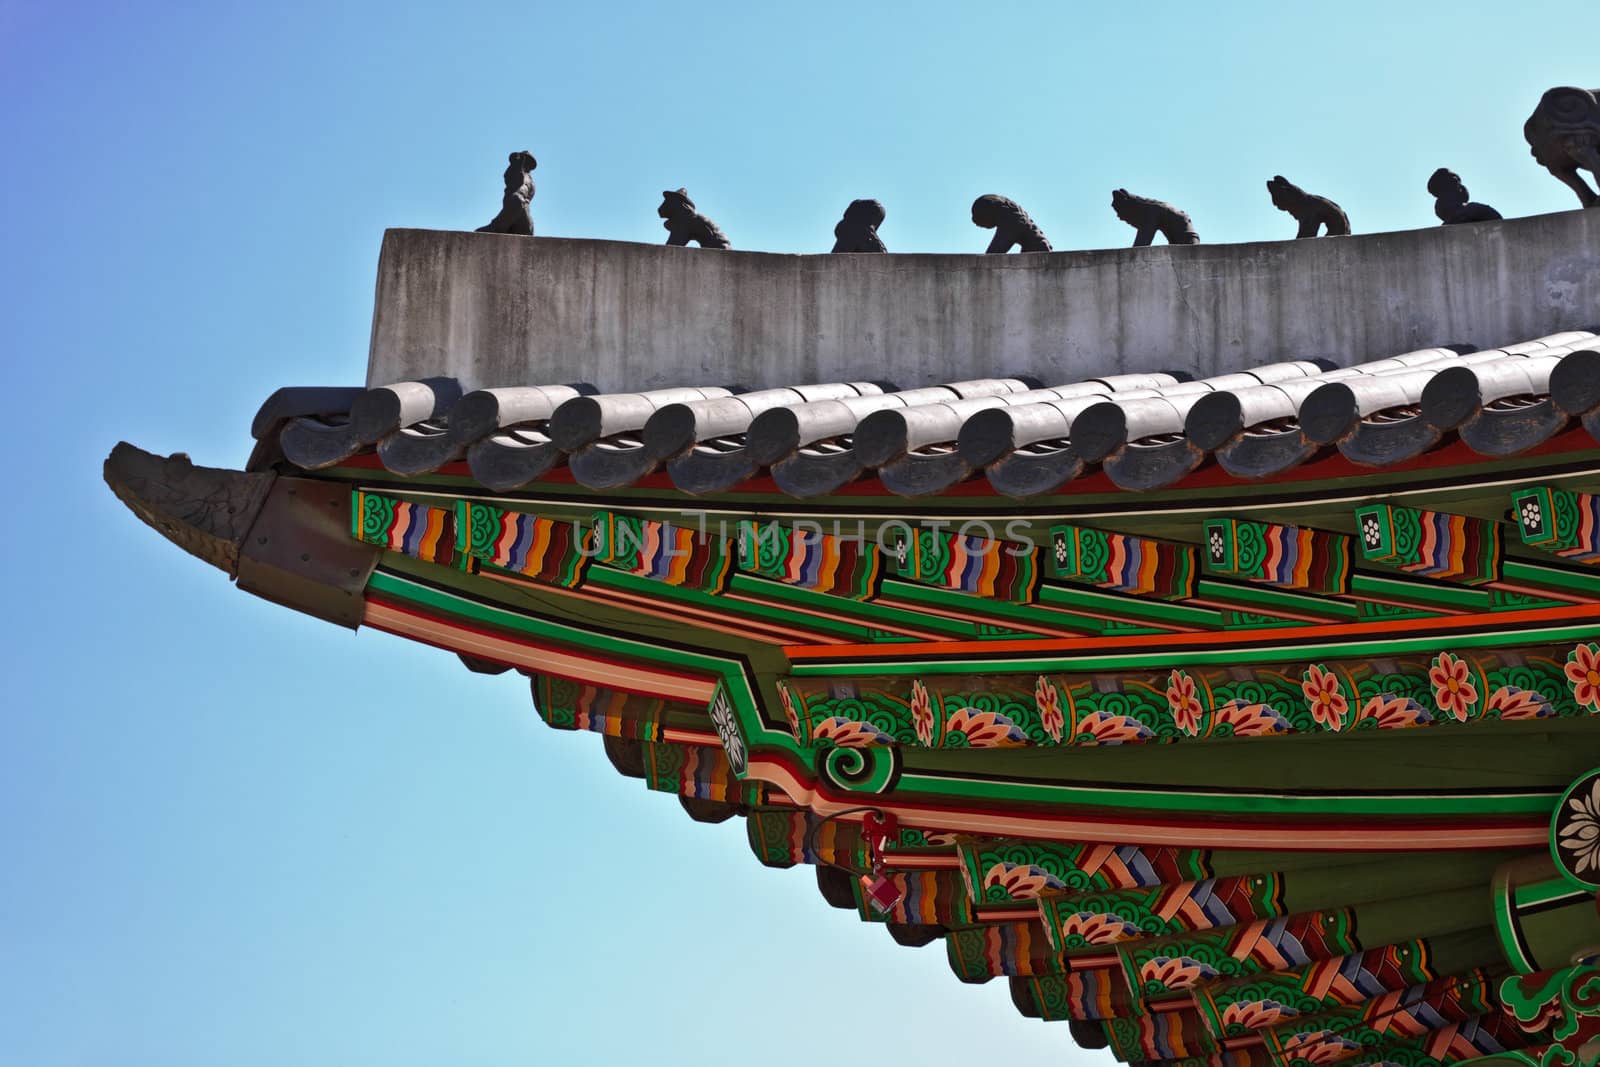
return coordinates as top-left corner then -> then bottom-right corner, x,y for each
256,332 -> 1600,497
112,211 -> 1600,1067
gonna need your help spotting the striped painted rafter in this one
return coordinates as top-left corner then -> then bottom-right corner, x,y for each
1512,485 -> 1600,565
353,490 -> 470,569
1356,504 -> 1501,585
590,510 -> 732,593
886,524 -> 1039,602
341,485 -> 1600,663
1204,517 -> 1351,594
459,499 -> 588,587
1050,524 -> 1196,600
736,520 -> 881,599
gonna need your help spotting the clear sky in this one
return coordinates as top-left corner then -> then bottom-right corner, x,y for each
1,2 -> 1594,1064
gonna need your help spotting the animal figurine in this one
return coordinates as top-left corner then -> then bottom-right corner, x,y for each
1524,86 -> 1600,207
476,150 -> 537,236
1427,168 -> 1502,225
1111,189 -> 1200,246
831,199 -> 887,253
1266,176 -> 1350,237
659,189 -> 731,248
970,195 -> 1051,253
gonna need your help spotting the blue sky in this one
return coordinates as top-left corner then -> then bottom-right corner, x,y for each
1,2 -> 1594,1063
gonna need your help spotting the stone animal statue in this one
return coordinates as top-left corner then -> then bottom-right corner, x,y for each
971,194 -> 1051,253
476,150 -> 537,236
1524,86 -> 1600,207
1266,175 -> 1350,237
1111,189 -> 1200,246
831,199 -> 887,252
1427,168 -> 1502,225
659,188 -> 731,248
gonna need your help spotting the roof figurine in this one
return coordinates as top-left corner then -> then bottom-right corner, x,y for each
1266,175 -> 1350,237
1428,167 -> 1503,225
659,188 -> 731,248
475,150 -> 537,236
1524,86 -> 1600,207
971,194 -> 1051,253
1110,188 -> 1200,246
831,198 -> 887,253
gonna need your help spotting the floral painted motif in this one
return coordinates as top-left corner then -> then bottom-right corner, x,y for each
1140,954 -> 1220,993
910,679 -> 936,745
1281,1030 -> 1362,1064
1567,644 -> 1600,711
1220,999 -> 1294,1032
1301,664 -> 1349,731
1211,701 -> 1293,738
1556,775 -> 1600,878
1428,652 -> 1479,722
1059,911 -> 1142,947
1355,694 -> 1434,730
945,707 -> 1028,748
1166,669 -> 1205,736
707,688 -> 747,775
776,682 -> 802,739
983,862 -> 1066,900
1034,675 -> 1065,743
812,716 -> 895,748
1484,685 -> 1555,720
1072,711 -> 1156,746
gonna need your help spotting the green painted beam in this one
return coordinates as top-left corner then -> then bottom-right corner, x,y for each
1350,571 -> 1491,610
1037,583 -> 1224,629
1196,577 -> 1360,621
1504,558 -> 1600,597
788,613 -> 1600,675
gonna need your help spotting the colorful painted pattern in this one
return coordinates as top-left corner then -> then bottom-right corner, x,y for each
1049,523 -> 1197,599
1570,646 -> 1600,713
1205,518 -> 1352,594
1513,486 -> 1600,565
590,510 -> 732,592
1549,766 -> 1600,889
1355,504 -> 1500,585
353,490 -> 469,569
1332,1013 -> 1524,1067
1476,963 -> 1600,1067
786,644 -> 1585,758
946,922 -> 1058,982
736,520 -> 881,599
960,840 -> 1211,902
1192,942 -> 1436,1040
1018,969 -> 1132,1022
458,500 -> 588,587
642,740 -> 758,804
339,493 -> 1600,1067
856,870 -> 974,926
1039,874 -> 1287,954
786,642 -> 1587,754
887,524 -> 1038,602
1123,909 -> 1361,1001
530,676 -> 665,739
797,678 -> 1040,748
744,809 -> 868,869
1260,971 -> 1499,1067
1106,1010 -> 1220,1062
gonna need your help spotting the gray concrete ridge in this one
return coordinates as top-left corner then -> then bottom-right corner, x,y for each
367,211 -> 1600,393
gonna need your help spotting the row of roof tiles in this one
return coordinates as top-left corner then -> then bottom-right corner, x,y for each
255,331 -> 1600,496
